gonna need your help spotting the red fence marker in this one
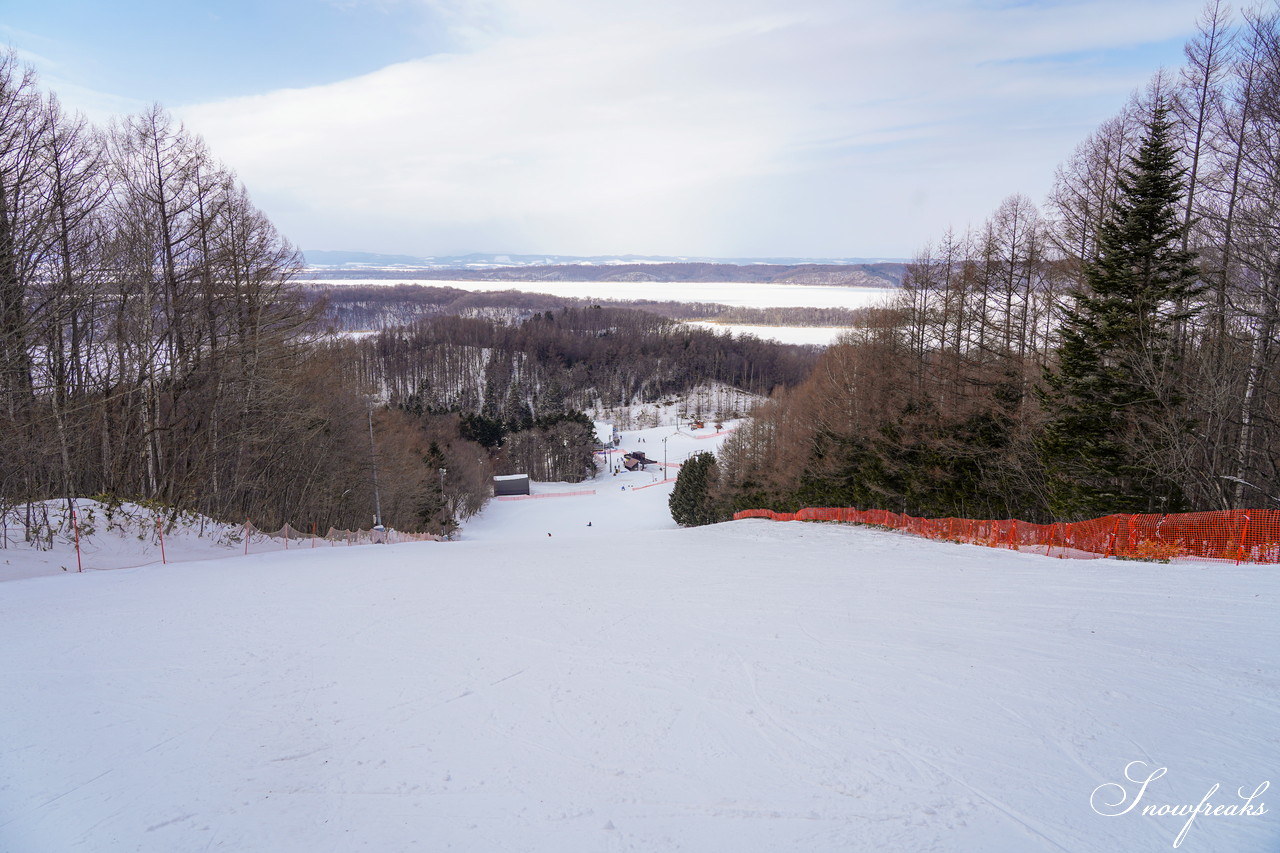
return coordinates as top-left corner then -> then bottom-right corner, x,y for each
733,506 -> 1278,564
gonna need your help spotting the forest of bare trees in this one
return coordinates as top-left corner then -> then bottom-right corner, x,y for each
708,2 -> 1280,524
303,282 -> 871,331
19,2 -> 1276,536
0,51 -> 821,535
0,53 -> 504,534
331,306 -> 816,483
345,306 -> 814,416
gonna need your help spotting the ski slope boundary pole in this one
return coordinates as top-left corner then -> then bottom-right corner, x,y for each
72,509 -> 82,573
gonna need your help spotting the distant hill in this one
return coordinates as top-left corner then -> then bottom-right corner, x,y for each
302,250 -> 907,270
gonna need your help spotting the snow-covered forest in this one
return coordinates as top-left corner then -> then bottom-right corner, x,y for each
303,280 -> 879,331
0,52 -> 812,534
706,4 -> 1280,524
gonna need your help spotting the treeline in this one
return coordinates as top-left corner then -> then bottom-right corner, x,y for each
328,303 -> 817,487
686,306 -> 866,327
340,302 -> 818,485
459,410 -> 599,483
303,282 -> 872,331
0,54 -> 497,535
344,305 -> 814,415
696,3 -> 1280,524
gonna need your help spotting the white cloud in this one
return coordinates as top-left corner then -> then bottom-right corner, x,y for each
179,0 -> 1205,256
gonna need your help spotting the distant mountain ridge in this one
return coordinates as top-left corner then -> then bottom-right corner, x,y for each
303,250 -> 908,269
300,252 -> 907,287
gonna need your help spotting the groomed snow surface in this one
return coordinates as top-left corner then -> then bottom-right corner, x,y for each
2,422 -> 1276,852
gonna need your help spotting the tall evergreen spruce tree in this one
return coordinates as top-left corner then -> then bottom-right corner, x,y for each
1038,100 -> 1201,519
669,452 -> 724,526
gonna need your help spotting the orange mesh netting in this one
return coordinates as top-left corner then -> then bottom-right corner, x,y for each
733,507 -> 1280,564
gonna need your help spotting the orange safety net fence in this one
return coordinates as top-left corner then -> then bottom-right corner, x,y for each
243,520 -> 443,547
733,507 -> 1280,564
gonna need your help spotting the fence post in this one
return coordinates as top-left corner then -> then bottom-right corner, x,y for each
244,519 -> 250,555
72,509 -> 82,573
1008,520 -> 1017,550
156,517 -> 167,564
1104,517 -> 1122,558
1237,512 -> 1251,565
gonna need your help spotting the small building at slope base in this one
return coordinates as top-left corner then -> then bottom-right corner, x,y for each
493,474 -> 531,496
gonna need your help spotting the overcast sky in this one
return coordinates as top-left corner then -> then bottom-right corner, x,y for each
5,0 -> 1207,260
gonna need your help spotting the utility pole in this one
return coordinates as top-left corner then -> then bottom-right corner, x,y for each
368,401 -> 382,528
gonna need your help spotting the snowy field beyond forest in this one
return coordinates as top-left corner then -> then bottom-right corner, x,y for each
685,320 -> 844,346
309,278 -> 900,345
1,420 -> 1276,852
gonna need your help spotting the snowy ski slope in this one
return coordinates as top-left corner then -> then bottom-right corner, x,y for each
1,423 -> 1276,852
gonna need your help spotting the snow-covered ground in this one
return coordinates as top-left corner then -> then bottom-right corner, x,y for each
1,422 -> 1276,852
686,320 -> 846,346
0,500 -> 247,582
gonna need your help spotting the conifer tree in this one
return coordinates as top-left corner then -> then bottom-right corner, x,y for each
416,442 -> 452,535
1038,100 -> 1201,519
668,452 -> 724,526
